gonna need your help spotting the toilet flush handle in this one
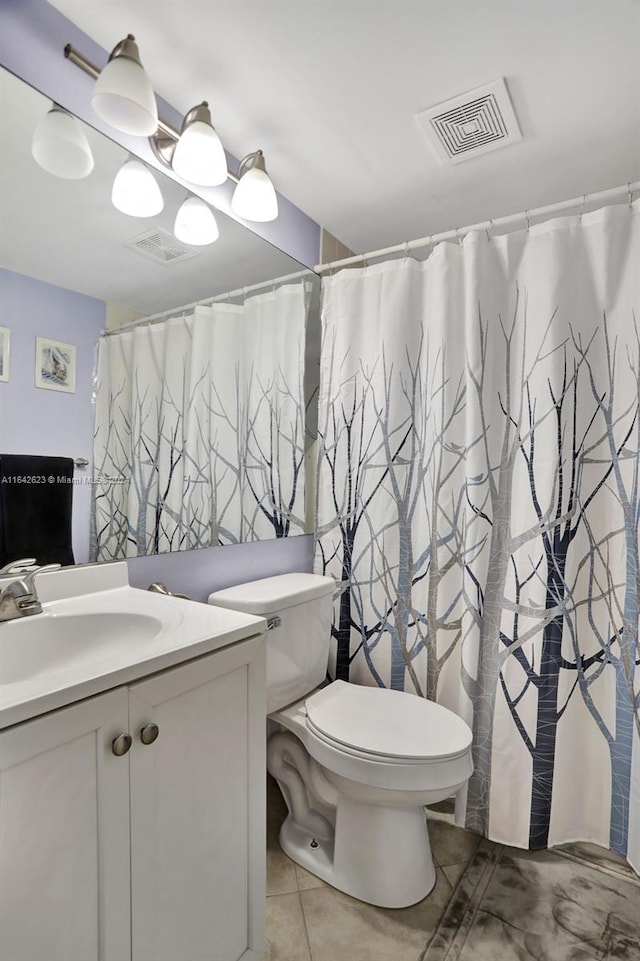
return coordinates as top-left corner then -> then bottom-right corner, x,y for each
266,616 -> 281,631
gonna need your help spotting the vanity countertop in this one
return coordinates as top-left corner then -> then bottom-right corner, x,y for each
0,562 -> 266,729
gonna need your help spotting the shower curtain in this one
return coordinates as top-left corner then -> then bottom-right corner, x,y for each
314,201 -> 640,869
92,283 -> 308,559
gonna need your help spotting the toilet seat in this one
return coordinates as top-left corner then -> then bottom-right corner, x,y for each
305,680 -> 472,763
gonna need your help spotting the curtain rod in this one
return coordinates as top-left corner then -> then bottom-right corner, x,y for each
315,181 -> 640,274
104,268 -> 313,337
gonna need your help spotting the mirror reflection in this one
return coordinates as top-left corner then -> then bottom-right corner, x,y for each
0,67 -> 319,566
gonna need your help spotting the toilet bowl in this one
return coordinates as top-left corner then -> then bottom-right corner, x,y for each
209,573 -> 473,909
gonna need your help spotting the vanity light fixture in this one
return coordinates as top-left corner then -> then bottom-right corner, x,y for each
231,150 -> 278,222
112,157 -> 164,217
64,37 -> 280,222
174,196 -> 219,246
31,105 -> 94,179
170,102 -> 227,187
90,34 -> 158,136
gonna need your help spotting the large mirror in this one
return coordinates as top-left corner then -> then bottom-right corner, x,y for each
0,67 -> 320,567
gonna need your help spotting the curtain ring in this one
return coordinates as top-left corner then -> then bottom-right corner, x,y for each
629,182 -> 633,208
579,194 -> 587,223
525,210 -> 530,232
455,228 -> 463,246
485,219 -> 493,241
404,241 -> 410,258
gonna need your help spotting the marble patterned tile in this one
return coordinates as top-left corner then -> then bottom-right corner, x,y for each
266,892 -> 312,961
554,841 -> 640,885
301,868 -> 452,961
479,849 -> 640,945
422,840 -> 503,960
427,817 -> 483,867
423,842 -> 640,961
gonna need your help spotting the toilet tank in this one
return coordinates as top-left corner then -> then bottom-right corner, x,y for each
208,573 -> 335,713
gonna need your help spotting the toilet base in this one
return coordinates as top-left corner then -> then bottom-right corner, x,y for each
279,795 -> 437,909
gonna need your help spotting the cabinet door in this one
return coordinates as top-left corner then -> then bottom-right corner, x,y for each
0,688 -> 131,961
129,636 -> 266,961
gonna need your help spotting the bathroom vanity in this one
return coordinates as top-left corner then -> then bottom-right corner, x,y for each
0,563 -> 267,961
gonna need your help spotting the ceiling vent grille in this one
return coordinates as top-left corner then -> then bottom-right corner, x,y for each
124,228 -> 202,265
416,78 -> 521,165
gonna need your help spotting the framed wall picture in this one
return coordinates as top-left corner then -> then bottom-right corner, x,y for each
0,326 -> 10,382
35,336 -> 76,393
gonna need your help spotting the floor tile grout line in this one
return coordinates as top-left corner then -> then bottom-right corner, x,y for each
297,888 -> 316,961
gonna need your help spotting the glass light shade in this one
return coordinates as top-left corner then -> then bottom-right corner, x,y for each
92,56 -> 158,136
172,121 -> 227,186
174,197 -> 219,245
31,107 -> 94,179
231,166 -> 278,222
111,159 -> 164,217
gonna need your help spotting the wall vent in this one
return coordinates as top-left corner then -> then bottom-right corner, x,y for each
416,78 -> 521,165
124,228 -> 202,265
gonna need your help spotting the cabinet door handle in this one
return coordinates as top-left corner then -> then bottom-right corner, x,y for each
139,723 -> 159,745
112,733 -> 132,756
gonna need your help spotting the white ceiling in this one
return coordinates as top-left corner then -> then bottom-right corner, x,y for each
49,0 -> 640,255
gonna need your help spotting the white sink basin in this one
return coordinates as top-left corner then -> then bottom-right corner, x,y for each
0,562 -> 267,730
0,611 -> 164,684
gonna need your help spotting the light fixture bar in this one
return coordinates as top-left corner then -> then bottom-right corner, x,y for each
63,43 -> 240,183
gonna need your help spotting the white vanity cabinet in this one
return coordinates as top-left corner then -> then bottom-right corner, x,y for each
0,634 -> 266,961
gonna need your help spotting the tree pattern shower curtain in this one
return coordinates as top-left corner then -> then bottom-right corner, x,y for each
314,202 -> 639,869
93,284 -> 308,559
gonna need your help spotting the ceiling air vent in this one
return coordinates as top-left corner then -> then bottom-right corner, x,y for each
124,228 -> 202,265
416,78 -> 521,165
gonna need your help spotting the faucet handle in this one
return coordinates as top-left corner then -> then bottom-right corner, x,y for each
148,582 -> 192,601
0,558 -> 37,575
20,563 -> 62,594
148,582 -> 171,595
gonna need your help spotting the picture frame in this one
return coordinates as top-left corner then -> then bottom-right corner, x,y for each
35,336 -> 76,393
0,327 -> 9,382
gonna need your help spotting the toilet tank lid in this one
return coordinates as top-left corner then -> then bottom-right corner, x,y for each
208,573 -> 335,614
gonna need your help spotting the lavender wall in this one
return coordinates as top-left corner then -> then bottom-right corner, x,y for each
0,267 -> 105,563
126,534 -> 314,602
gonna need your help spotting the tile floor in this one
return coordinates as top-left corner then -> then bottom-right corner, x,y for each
265,777 -> 640,961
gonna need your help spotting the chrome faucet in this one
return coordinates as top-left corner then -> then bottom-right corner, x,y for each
0,560 -> 62,622
0,558 -> 37,576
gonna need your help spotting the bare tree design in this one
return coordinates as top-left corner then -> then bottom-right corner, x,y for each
462,296 -> 572,835
567,312 -> 640,855
92,287 -> 309,559
316,257 -> 638,856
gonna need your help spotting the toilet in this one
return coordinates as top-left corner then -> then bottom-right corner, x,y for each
209,572 -> 473,909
